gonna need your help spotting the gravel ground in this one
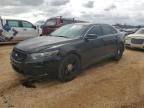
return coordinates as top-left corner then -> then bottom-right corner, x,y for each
0,45 -> 144,108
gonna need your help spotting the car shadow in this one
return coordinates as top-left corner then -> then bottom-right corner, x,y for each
0,43 -> 17,48
0,41 -> 18,45
20,76 -> 59,88
21,58 -> 117,88
79,58 -> 117,76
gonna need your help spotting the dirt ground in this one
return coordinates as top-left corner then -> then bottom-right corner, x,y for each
0,45 -> 144,108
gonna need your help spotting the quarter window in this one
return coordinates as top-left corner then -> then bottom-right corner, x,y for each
7,20 -> 19,27
22,21 -> 33,28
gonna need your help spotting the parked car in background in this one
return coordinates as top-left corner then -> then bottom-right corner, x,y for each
125,28 -> 144,49
0,16 -> 39,43
11,23 -> 124,81
41,16 -> 86,35
122,28 -> 137,36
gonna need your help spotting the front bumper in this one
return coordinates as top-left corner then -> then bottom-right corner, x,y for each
11,57 -> 62,77
125,39 -> 144,49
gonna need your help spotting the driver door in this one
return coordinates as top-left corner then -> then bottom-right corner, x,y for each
82,25 -> 105,65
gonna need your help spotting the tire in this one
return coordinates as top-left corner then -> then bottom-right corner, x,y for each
113,43 -> 124,61
58,54 -> 81,81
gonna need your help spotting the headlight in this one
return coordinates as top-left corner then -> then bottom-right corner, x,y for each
30,50 -> 59,60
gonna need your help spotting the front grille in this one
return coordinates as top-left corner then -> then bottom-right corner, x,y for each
12,49 -> 27,62
131,38 -> 144,44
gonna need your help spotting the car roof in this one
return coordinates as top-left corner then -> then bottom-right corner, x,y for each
47,17 -> 73,20
47,17 -> 87,22
0,16 -> 29,22
1,16 -> 20,20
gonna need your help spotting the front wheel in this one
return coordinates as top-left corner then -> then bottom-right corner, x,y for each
113,44 -> 124,61
58,54 -> 81,81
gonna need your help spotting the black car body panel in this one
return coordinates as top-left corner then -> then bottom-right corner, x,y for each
11,23 -> 124,78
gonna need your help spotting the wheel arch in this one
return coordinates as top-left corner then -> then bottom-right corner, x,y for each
65,50 -> 81,61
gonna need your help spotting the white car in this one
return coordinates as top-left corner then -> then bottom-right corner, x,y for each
0,17 -> 39,43
125,28 -> 144,49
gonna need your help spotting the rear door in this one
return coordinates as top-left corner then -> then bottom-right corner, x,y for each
101,24 -> 118,56
21,21 -> 39,39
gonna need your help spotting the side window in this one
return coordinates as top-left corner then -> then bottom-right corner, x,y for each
87,25 -> 103,37
62,20 -> 73,25
22,21 -> 33,28
7,20 -> 19,27
102,25 -> 117,35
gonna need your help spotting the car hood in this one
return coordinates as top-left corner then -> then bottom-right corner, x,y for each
15,36 -> 73,52
127,34 -> 144,38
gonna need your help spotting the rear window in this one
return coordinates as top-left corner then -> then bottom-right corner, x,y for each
44,19 -> 56,26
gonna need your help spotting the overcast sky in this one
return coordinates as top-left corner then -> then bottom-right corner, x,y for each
0,0 -> 144,25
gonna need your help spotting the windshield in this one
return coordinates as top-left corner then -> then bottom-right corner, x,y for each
44,19 -> 56,26
136,28 -> 144,34
50,24 -> 88,38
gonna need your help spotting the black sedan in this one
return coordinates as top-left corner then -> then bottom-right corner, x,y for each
11,23 -> 124,81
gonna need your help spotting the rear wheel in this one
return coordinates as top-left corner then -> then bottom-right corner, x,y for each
58,54 -> 81,81
113,44 -> 124,61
